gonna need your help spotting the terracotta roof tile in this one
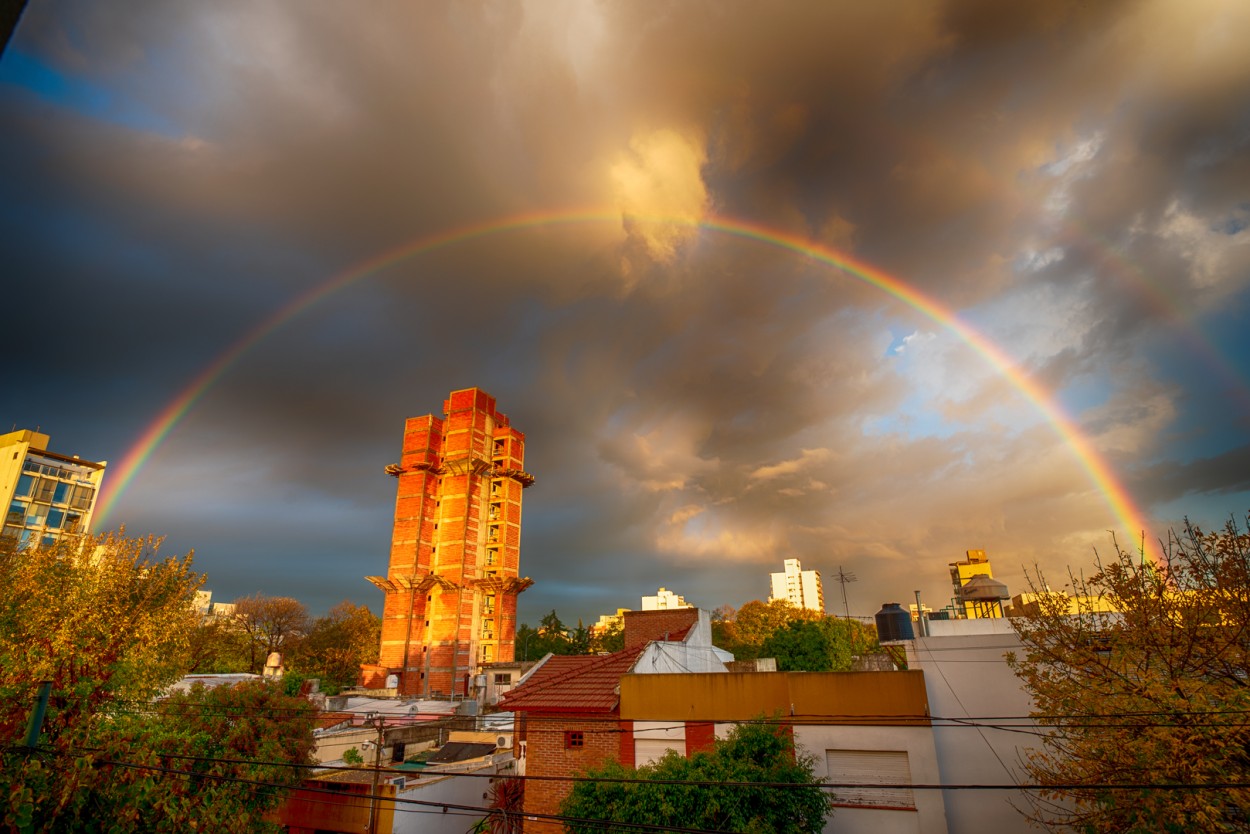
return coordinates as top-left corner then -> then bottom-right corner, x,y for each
502,647 -> 644,713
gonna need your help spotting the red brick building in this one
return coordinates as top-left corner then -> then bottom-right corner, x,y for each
365,388 -> 534,697
502,609 -> 723,829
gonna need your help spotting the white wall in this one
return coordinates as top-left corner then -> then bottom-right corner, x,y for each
906,623 -> 1047,834
392,761 -> 514,834
634,641 -> 731,674
797,724 -> 947,834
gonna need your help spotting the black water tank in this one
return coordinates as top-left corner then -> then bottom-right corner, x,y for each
874,602 -> 915,642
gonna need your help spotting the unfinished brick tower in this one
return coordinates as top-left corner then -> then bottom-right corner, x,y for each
366,388 -> 534,697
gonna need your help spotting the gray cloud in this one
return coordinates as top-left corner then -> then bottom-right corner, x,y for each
2,0 -> 1248,618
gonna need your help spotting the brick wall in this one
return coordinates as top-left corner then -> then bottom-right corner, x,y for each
623,608 -> 699,649
520,712 -> 621,831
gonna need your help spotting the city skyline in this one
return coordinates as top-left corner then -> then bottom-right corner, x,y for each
2,1 -> 1248,621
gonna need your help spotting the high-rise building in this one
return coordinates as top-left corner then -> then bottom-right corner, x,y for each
769,558 -> 824,612
1,429 -> 106,549
367,388 -> 534,697
641,587 -> 692,610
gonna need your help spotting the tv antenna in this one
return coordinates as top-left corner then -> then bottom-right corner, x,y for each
834,566 -> 857,619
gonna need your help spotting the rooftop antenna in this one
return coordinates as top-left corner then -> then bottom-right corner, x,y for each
834,566 -> 857,619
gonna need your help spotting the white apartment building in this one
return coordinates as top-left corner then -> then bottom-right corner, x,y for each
641,587 -> 692,610
769,558 -> 825,612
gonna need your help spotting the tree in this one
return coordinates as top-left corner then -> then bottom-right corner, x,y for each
0,533 -> 315,832
762,617 -> 881,672
1008,518 -> 1250,832
560,721 -> 832,834
0,532 -> 200,744
232,593 -> 311,674
289,600 -> 380,694
517,610 -> 581,659
713,599 -> 822,660
591,619 -> 625,654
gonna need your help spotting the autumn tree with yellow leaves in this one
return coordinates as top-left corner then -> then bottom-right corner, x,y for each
0,532 -> 314,832
1008,517 -> 1250,832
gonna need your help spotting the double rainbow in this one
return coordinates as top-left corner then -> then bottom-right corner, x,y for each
95,209 -> 1158,561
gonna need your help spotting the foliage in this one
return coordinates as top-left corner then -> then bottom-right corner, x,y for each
712,599 -> 822,660
0,533 -> 315,832
712,599 -> 876,668
342,746 -> 365,766
232,593 -> 311,674
1008,518 -> 1250,833
592,619 -> 625,654
0,532 -> 201,743
761,617 -> 880,672
288,600 -> 380,694
472,775 -> 523,834
560,721 -> 831,834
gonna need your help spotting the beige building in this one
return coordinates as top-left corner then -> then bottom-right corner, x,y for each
1,429 -> 106,549
769,558 -> 825,612
641,587 -> 691,610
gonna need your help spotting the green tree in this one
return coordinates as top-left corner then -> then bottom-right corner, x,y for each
591,619 -> 625,653
713,599 -> 822,660
0,533 -> 316,833
289,600 -> 380,694
561,721 -> 832,834
1008,518 -> 1250,832
762,617 -> 881,672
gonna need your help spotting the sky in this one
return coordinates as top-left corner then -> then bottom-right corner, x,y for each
2,0 -> 1249,623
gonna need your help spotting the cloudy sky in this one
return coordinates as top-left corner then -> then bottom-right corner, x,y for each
3,0 -> 1248,623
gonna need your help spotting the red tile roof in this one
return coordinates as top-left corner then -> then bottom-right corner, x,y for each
502,647 -> 645,713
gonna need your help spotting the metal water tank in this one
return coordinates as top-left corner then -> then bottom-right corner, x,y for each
874,602 -> 915,642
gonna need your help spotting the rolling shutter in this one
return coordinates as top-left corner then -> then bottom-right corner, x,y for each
825,749 -> 915,809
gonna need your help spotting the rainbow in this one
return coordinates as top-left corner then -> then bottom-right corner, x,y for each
95,209 -> 1159,560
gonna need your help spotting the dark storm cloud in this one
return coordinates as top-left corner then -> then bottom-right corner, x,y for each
3,1 -> 1248,618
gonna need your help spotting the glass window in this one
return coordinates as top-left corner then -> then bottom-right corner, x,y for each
7,501 -> 24,525
41,535 -> 55,547
46,509 -> 65,530
25,504 -> 47,526
15,474 -> 34,498
1,525 -> 20,543
53,482 -> 70,504
22,461 -> 39,473
70,486 -> 95,510
64,514 -> 82,533
33,478 -> 57,503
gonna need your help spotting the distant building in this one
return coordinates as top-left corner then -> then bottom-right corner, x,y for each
589,607 -> 630,634
948,550 -> 1010,619
769,558 -> 824,612
365,388 -> 535,698
641,587 -> 691,610
1,429 -> 106,549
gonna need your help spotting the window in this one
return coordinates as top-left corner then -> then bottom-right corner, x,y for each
493,673 -> 511,685
483,593 -> 496,613
53,482 -> 70,504
15,474 -> 34,498
564,731 -> 584,749
7,501 -> 24,525
70,485 -> 94,511
481,618 -> 494,639
481,645 -> 494,662
46,509 -> 65,530
33,478 -> 57,503
825,750 -> 915,809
